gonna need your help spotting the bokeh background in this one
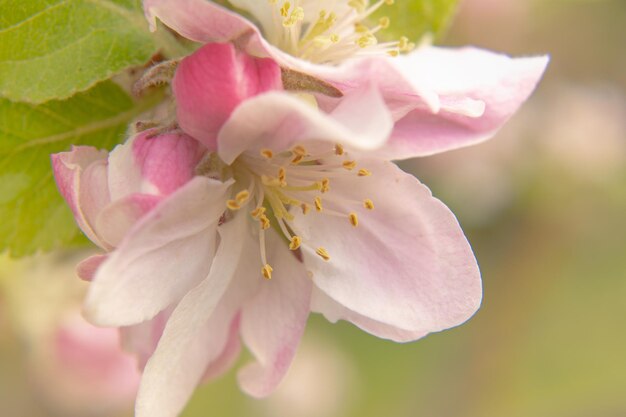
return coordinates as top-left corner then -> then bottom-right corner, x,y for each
1,0 -> 625,416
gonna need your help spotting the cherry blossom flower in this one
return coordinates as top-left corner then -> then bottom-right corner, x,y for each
51,131 -> 206,291
54,41 -> 490,417
144,0 -> 549,158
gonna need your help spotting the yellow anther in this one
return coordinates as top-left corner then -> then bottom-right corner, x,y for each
291,154 -> 304,165
283,6 -> 304,27
330,34 -> 340,43
261,149 -> 274,159
343,160 -> 357,170
292,145 -> 307,156
301,203 -> 310,215
262,264 -> 273,280
357,34 -> 377,48
226,200 -> 241,210
289,236 -> 302,250
294,6 -> 304,19
354,23 -> 369,33
379,17 -> 390,29
358,168 -> 372,177
335,144 -> 345,155
320,178 -> 330,193
314,197 -> 323,212
398,36 -> 415,52
250,206 -> 266,218
363,199 -> 375,210
280,2 -> 290,17
316,247 -> 331,261
349,212 -> 359,227
278,167 -> 287,186
236,190 -> 250,204
387,50 -> 399,57
259,214 -> 271,230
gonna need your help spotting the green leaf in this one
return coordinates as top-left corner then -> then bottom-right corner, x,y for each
0,0 -> 156,103
373,0 -> 460,42
0,81 -> 160,257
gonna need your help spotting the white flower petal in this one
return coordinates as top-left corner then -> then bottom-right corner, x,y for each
85,177 -> 232,326
135,212 -> 257,417
292,159 -> 482,333
217,86 -> 392,164
311,286 -> 428,343
238,234 -> 312,398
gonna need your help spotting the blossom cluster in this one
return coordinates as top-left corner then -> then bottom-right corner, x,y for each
52,1 -> 547,416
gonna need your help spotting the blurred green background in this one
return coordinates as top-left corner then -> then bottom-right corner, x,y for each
1,0 -> 625,416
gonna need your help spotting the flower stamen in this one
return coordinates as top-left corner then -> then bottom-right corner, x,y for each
316,247 -> 331,261
261,149 -> 274,159
320,178 -> 330,193
265,0 -> 410,64
314,196 -> 323,212
234,142 -> 375,278
226,200 -> 241,210
278,167 -> 287,186
236,190 -> 250,204
291,154 -> 305,165
251,206 -> 266,218
343,160 -> 357,170
262,264 -> 273,280
289,235 -> 302,250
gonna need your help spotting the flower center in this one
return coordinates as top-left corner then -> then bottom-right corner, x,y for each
226,143 -> 375,279
264,0 -> 414,64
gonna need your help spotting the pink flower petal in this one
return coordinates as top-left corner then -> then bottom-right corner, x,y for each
131,132 -> 205,195
217,86 -> 392,164
95,193 -> 162,248
143,0 -> 347,73
292,159 -> 482,333
85,177 -> 233,327
76,254 -> 108,282
107,137 -> 144,202
120,309 -> 172,370
311,47 -> 548,159
312,57 -> 441,118
145,2 -> 547,161
52,147 -> 111,249
201,312 -> 242,383
173,42 -> 282,150
311,287 -> 428,343
107,131 -> 203,200
135,213 -> 257,417
79,159 -> 113,234
144,0 -> 256,45
238,235 -> 312,398
349,48 -> 548,159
